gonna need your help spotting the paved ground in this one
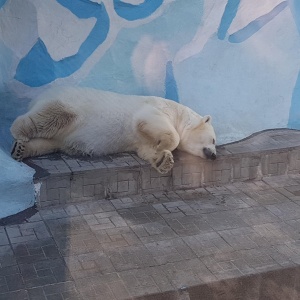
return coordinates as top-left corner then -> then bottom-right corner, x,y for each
1,174 -> 300,299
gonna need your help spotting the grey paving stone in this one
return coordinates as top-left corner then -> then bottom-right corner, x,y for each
265,201 -> 300,220
0,245 -> 17,267
145,238 -> 196,264
233,206 -> 281,225
243,188 -> 290,205
27,287 -> 47,300
119,270 -> 160,298
0,290 -> 29,300
5,154 -> 300,300
201,211 -> 249,231
182,232 -> 233,257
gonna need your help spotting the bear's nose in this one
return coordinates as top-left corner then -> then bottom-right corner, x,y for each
203,147 -> 216,160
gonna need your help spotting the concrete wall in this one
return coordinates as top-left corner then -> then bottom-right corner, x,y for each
0,0 -> 299,217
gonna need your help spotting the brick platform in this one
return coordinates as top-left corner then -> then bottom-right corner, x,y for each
1,129 -> 300,299
25,129 -> 300,207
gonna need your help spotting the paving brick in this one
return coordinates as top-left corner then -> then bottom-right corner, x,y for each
83,185 -> 94,197
55,233 -> 102,256
106,245 -> 157,271
163,258 -> 216,288
40,208 -> 69,220
76,200 -> 114,215
265,201 -> 300,220
108,280 -> 131,300
6,274 -> 25,291
75,272 -> 122,296
252,223 -> 294,245
111,198 -> 136,209
217,227 -> 262,251
27,287 -> 47,300
119,270 -> 160,297
43,281 -> 77,296
118,209 -> 162,226
201,211 -> 249,231
0,290 -> 29,300
12,239 -> 59,264
243,188 -> 289,205
233,206 -> 280,225
130,222 -> 177,244
145,238 -> 196,264
0,245 -> 17,267
0,231 -> 9,247
140,266 -> 174,292
64,251 -> 115,279
165,215 -> 213,236
172,165 -> 183,187
70,176 -> 84,199
183,232 -> 233,257
45,216 -> 91,236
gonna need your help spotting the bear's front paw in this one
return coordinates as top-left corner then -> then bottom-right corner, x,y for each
11,140 -> 26,162
153,150 -> 174,174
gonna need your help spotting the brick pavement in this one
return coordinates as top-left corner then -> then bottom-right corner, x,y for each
1,174 -> 300,299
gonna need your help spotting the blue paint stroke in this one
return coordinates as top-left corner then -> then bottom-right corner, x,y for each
0,0 -> 7,9
15,0 -> 109,87
290,0 -> 300,34
217,0 -> 240,40
288,72 -> 300,129
288,0 -> 300,129
165,61 -> 179,102
113,0 -> 163,21
228,1 -> 288,43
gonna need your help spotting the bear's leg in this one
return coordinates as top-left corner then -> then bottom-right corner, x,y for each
11,138 -> 60,161
10,101 -> 76,141
136,113 -> 180,174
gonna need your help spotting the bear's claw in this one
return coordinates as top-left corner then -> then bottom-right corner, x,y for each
11,140 -> 26,162
154,150 -> 174,174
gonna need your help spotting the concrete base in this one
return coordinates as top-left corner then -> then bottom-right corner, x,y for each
0,129 -> 300,299
25,129 -> 300,208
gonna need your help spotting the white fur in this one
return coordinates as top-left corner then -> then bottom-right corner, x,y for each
11,86 -> 217,173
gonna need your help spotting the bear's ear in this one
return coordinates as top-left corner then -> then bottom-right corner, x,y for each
200,115 -> 212,125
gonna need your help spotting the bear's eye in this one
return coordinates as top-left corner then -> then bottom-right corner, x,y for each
212,139 -> 215,144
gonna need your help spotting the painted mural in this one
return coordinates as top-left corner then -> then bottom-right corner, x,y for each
0,0 -> 299,217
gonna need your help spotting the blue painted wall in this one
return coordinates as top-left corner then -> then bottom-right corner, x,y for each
0,0 -> 299,217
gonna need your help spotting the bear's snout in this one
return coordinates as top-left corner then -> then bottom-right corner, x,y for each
211,153 -> 217,160
203,147 -> 216,160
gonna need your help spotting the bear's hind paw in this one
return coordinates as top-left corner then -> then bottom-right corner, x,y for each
11,140 -> 26,162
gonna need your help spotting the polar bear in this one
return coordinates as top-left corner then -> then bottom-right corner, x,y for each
10,86 -> 217,174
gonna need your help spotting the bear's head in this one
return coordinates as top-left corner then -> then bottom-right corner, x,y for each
178,115 -> 217,160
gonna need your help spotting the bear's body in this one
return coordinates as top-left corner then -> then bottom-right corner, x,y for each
11,86 -> 217,173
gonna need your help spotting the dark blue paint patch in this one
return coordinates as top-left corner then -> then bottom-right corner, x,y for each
165,61 -> 179,102
290,0 -> 300,34
113,0 -> 163,21
0,0 -> 7,9
228,1 -> 288,43
288,71 -> 300,129
15,0 -> 109,87
217,0 -> 240,40
15,39 -> 55,87
288,1 -> 300,129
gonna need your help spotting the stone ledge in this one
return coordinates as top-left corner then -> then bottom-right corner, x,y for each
24,129 -> 300,207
